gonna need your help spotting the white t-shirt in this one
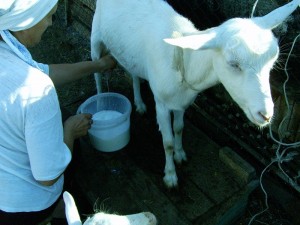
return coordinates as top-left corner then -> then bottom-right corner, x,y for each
0,42 -> 72,212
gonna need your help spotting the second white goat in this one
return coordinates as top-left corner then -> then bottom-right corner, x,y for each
63,191 -> 157,225
91,0 -> 300,188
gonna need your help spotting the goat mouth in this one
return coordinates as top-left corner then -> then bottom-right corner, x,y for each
248,109 -> 269,127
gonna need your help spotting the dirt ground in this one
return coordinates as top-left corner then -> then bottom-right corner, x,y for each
28,8 -> 295,225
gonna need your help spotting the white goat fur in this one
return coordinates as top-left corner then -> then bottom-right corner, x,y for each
91,0 -> 300,187
63,191 -> 157,225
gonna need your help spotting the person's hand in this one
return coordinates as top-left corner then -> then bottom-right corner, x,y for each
97,55 -> 117,72
63,113 -> 93,141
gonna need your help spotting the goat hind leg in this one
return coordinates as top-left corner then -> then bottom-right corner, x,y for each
91,36 -> 104,93
132,76 -> 147,114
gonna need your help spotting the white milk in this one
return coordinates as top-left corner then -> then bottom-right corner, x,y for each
93,110 -> 122,121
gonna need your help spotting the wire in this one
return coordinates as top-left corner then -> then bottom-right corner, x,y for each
247,159 -> 275,225
251,0 -> 259,18
248,3 -> 300,223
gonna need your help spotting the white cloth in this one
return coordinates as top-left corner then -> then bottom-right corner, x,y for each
0,30 -> 49,74
0,0 -> 58,31
0,41 -> 72,212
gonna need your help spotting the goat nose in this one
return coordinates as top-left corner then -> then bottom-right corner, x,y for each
259,111 -> 272,122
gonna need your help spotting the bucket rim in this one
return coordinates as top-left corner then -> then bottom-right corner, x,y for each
77,92 -> 132,126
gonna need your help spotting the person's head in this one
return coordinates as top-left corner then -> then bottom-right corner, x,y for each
0,0 -> 58,47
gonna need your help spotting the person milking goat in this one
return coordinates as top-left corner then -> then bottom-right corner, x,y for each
0,1 -> 116,224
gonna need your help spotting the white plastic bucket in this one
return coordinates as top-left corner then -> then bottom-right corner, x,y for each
77,93 -> 132,152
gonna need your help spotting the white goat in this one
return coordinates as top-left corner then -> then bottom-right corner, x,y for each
63,191 -> 157,225
91,0 -> 300,188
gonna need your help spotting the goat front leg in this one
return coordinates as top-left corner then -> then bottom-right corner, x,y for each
132,76 -> 146,114
155,101 -> 177,188
173,110 -> 187,164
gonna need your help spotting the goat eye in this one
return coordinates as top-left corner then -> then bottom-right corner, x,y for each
228,61 -> 241,72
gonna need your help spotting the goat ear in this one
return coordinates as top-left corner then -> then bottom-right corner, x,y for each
255,0 -> 300,29
63,191 -> 83,225
164,31 -> 218,50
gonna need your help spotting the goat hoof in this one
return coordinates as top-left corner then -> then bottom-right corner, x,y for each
163,174 -> 178,188
174,151 -> 187,164
135,103 -> 147,114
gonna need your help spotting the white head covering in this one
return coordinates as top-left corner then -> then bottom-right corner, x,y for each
0,0 -> 58,31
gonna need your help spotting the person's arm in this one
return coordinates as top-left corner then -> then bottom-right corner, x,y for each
48,55 -> 116,86
37,113 -> 92,186
39,177 -> 61,186
63,113 -> 92,151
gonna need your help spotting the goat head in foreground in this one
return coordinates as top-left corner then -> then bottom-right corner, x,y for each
63,191 -> 157,225
91,0 -> 300,188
